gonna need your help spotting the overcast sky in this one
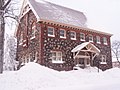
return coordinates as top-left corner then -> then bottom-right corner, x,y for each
44,0 -> 120,41
7,0 -> 120,41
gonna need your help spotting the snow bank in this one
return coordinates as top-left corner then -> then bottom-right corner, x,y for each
0,62 -> 120,90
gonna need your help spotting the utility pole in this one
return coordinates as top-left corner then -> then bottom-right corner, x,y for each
0,0 -> 11,73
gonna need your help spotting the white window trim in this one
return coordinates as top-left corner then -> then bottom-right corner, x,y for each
48,26 -> 55,37
96,36 -> 101,44
60,29 -> 66,38
89,34 -> 93,42
80,33 -> 85,41
70,31 -> 76,40
51,51 -> 64,64
19,32 -> 23,45
103,37 -> 108,45
31,25 -> 36,39
100,55 -> 107,64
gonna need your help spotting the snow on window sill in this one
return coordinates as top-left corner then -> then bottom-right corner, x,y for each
80,39 -> 85,41
71,38 -> 76,40
48,34 -> 55,37
60,36 -> 66,39
30,36 -> 35,40
52,60 -> 65,64
100,62 -> 107,64
89,41 -> 93,43
97,42 -> 101,44
104,43 -> 108,45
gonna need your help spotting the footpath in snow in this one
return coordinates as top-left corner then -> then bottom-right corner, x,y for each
0,62 -> 120,90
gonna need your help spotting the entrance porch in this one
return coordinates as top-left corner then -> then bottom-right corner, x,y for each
71,42 -> 100,69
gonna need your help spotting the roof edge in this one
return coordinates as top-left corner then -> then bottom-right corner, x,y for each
38,19 -> 113,36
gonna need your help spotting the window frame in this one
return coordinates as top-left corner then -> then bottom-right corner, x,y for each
70,31 -> 76,40
100,55 -> 107,64
89,34 -> 93,42
48,26 -> 55,37
96,36 -> 101,44
103,37 -> 108,45
60,29 -> 66,38
80,33 -> 85,41
51,51 -> 64,63
30,24 -> 37,40
19,32 -> 23,45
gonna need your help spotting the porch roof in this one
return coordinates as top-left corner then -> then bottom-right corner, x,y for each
71,42 -> 100,53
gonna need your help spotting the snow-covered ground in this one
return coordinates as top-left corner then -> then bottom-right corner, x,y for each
0,62 -> 120,90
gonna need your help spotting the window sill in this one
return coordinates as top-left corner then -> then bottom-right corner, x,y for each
52,61 -> 65,64
60,36 -> 66,39
71,38 -> 76,40
100,62 -> 107,64
104,43 -> 108,45
80,39 -> 85,41
48,35 -> 55,37
97,42 -> 101,44
89,41 -> 93,43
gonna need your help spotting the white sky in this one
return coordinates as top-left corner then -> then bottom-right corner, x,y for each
6,0 -> 120,41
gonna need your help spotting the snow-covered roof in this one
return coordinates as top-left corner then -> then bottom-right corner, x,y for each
71,42 -> 100,53
19,0 -> 112,36
27,0 -> 87,27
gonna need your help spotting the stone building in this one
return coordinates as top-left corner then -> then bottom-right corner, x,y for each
16,0 -> 112,71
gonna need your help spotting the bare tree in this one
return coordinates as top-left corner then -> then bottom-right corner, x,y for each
111,40 -> 120,64
0,0 -> 20,73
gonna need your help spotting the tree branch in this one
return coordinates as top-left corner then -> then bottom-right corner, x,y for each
3,0 -> 11,10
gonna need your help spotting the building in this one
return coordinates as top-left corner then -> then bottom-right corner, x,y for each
16,0 -> 112,71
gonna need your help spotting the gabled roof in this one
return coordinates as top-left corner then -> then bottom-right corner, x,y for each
71,42 -> 100,54
19,0 -> 112,36
21,0 -> 87,27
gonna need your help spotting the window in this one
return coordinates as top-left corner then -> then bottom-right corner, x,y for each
103,37 -> 107,45
70,31 -> 76,40
60,29 -> 66,38
51,51 -> 64,63
19,32 -> 23,45
48,27 -> 55,37
80,33 -> 85,41
30,24 -> 36,40
89,34 -> 93,42
100,55 -> 107,64
96,36 -> 101,44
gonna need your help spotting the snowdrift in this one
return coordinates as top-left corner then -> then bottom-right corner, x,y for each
0,62 -> 120,90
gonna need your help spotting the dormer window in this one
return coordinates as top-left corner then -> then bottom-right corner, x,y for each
60,29 -> 66,38
103,37 -> 107,45
48,26 -> 55,37
80,33 -> 85,41
96,36 -> 101,44
89,34 -> 93,42
70,31 -> 76,40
